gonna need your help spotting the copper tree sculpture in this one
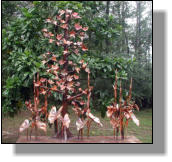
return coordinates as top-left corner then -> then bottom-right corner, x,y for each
40,9 -> 94,139
106,70 -> 140,140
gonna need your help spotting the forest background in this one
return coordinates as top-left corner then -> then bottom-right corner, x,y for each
1,1 -> 152,117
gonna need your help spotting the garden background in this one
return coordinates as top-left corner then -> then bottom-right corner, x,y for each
1,1 -> 152,143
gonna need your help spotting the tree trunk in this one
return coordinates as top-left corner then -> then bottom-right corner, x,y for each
54,19 -> 73,138
121,2 -> 130,54
135,1 -> 141,62
105,1 -> 110,53
56,101 -> 73,138
116,1 -> 122,53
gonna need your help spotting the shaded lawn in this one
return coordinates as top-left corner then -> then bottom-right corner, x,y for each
2,108 -> 152,143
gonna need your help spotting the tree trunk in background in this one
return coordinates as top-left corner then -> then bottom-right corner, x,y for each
2,1 -> 153,116
121,2 -> 125,53
135,1 -> 141,61
122,2 -> 130,55
116,1 -> 122,53
105,1 -> 110,53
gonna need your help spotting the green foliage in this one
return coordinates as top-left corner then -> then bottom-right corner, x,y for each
2,1 -> 152,116
2,1 -> 19,28
2,4 -> 45,115
131,62 -> 152,107
81,54 -> 135,117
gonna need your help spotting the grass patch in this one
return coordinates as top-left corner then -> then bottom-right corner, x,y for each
2,108 -> 152,143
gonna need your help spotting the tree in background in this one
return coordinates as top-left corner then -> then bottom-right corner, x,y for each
2,1 -> 152,117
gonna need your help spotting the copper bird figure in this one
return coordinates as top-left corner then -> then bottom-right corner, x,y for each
72,72 -> 103,139
19,73 -> 47,140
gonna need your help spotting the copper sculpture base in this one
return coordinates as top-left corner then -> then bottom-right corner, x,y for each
16,136 -> 141,143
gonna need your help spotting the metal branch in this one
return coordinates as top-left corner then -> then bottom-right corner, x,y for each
40,86 -> 63,94
114,69 -> 118,105
67,92 -> 84,101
